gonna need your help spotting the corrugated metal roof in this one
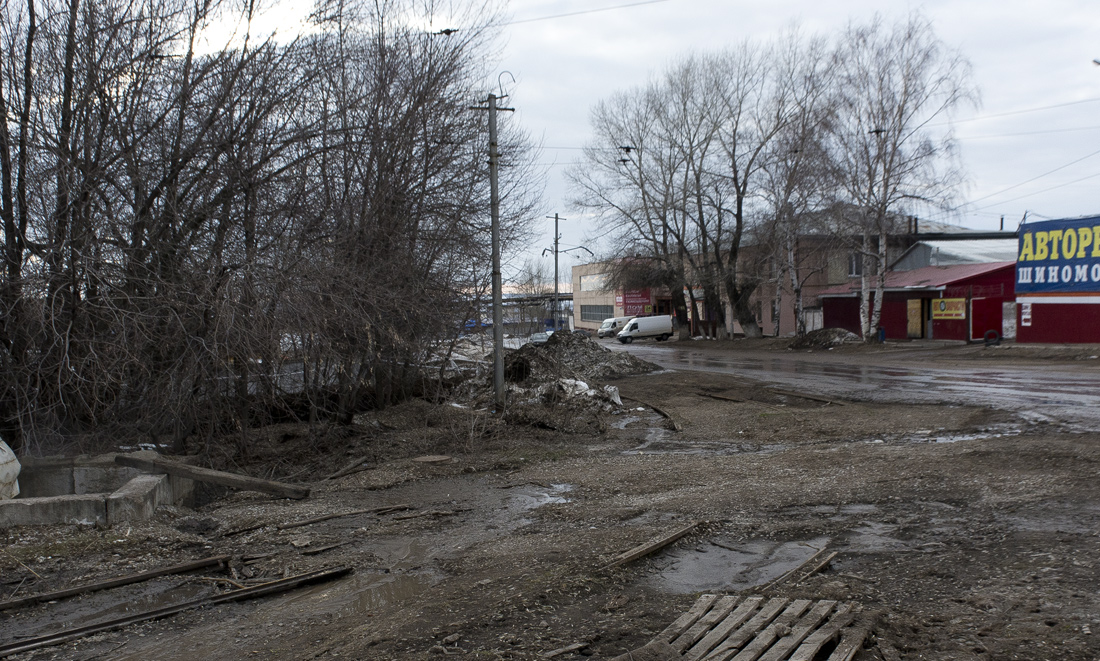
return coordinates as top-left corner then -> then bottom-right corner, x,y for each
817,261 -> 1016,297
922,239 -> 1019,264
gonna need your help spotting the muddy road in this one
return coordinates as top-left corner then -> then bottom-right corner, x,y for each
621,341 -> 1100,431
3,339 -> 1100,660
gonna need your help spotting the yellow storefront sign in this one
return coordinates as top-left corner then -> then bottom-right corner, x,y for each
931,298 -> 966,320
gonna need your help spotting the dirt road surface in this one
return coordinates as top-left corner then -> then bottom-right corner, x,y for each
3,338 -> 1100,660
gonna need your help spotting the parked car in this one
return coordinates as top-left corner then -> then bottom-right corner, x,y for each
527,331 -> 552,346
617,315 -> 674,343
597,316 -> 635,338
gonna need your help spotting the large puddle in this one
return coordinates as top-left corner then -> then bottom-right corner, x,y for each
652,537 -> 830,594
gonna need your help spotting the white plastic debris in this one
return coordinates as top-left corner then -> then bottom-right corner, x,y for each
0,440 -> 20,500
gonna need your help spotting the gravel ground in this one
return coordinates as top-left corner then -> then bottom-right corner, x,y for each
2,340 -> 1099,660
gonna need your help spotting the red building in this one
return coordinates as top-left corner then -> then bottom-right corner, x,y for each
819,262 -> 1016,342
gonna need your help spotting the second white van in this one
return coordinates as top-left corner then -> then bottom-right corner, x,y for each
616,315 -> 674,343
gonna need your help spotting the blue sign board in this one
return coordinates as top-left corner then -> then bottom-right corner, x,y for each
1016,216 -> 1100,297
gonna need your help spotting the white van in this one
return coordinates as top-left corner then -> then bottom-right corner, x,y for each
597,316 -> 635,339
617,315 -> 674,343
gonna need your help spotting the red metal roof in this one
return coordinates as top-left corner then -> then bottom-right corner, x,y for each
817,261 -> 1015,297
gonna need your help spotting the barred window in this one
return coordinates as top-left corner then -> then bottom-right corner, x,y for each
580,304 -> 614,322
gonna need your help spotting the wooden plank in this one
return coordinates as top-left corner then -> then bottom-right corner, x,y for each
696,392 -> 745,403
825,614 -> 877,661
323,456 -> 372,481
793,552 -> 838,586
276,504 -> 411,530
658,594 -> 719,643
542,642 -> 588,658
725,599 -> 813,661
300,541 -> 352,556
115,454 -> 309,500
608,640 -> 681,661
788,604 -> 855,661
621,396 -> 682,431
0,555 -> 231,612
702,597 -> 789,661
756,547 -> 830,593
757,600 -> 837,661
697,392 -> 789,413
0,567 -> 352,657
765,387 -> 847,406
684,597 -> 765,661
604,521 -> 701,570
672,595 -> 742,653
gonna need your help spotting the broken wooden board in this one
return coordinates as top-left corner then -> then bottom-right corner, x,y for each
0,566 -> 352,657
651,594 -> 867,661
603,521 -> 700,570
608,640 -> 681,661
0,555 -> 230,612
115,453 -> 309,500
621,396 -> 683,431
765,387 -> 847,406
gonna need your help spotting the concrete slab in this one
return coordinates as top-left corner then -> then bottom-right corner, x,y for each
107,474 -> 170,524
0,494 -> 106,527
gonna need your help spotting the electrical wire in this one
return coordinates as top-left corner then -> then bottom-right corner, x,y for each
504,0 -> 674,26
965,145 -> 1100,206
958,125 -> 1100,140
974,170 -> 1100,211
932,96 -> 1100,126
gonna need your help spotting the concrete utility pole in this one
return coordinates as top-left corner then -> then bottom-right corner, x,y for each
549,214 -> 561,329
488,94 -> 505,410
471,91 -> 512,409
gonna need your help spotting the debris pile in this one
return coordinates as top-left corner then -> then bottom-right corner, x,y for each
788,328 -> 861,350
505,330 -> 660,383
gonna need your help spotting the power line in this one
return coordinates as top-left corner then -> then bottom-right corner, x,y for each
975,169 -> 1100,211
958,125 -> 1100,140
934,96 -> 1100,126
505,0 -> 674,26
966,145 -> 1100,206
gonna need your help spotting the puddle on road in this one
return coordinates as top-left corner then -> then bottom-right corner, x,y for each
616,413 -> 786,457
622,438 -> 787,456
898,426 -> 1022,444
652,537 -> 830,594
508,483 -> 572,511
279,570 -> 437,618
841,522 -> 912,553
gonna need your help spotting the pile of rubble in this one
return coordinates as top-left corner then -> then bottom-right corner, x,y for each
505,331 -> 660,383
787,327 -> 862,350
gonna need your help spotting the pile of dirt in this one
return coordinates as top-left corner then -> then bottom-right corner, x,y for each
787,327 -> 861,350
504,331 -> 660,383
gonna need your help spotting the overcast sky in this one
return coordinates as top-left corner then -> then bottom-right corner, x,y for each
490,0 -> 1100,283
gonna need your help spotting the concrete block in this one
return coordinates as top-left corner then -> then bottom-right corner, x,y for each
74,465 -> 139,495
17,465 -> 74,498
0,494 -> 106,527
106,474 -> 170,525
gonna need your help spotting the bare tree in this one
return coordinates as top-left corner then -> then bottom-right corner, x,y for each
569,84 -> 694,338
829,13 -> 976,340
0,0 -> 539,456
757,32 -> 837,337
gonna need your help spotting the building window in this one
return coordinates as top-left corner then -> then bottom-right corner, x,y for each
848,253 -> 863,277
580,304 -> 614,322
580,273 -> 609,292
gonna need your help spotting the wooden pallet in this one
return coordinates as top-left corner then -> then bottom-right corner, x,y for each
655,594 -> 869,661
